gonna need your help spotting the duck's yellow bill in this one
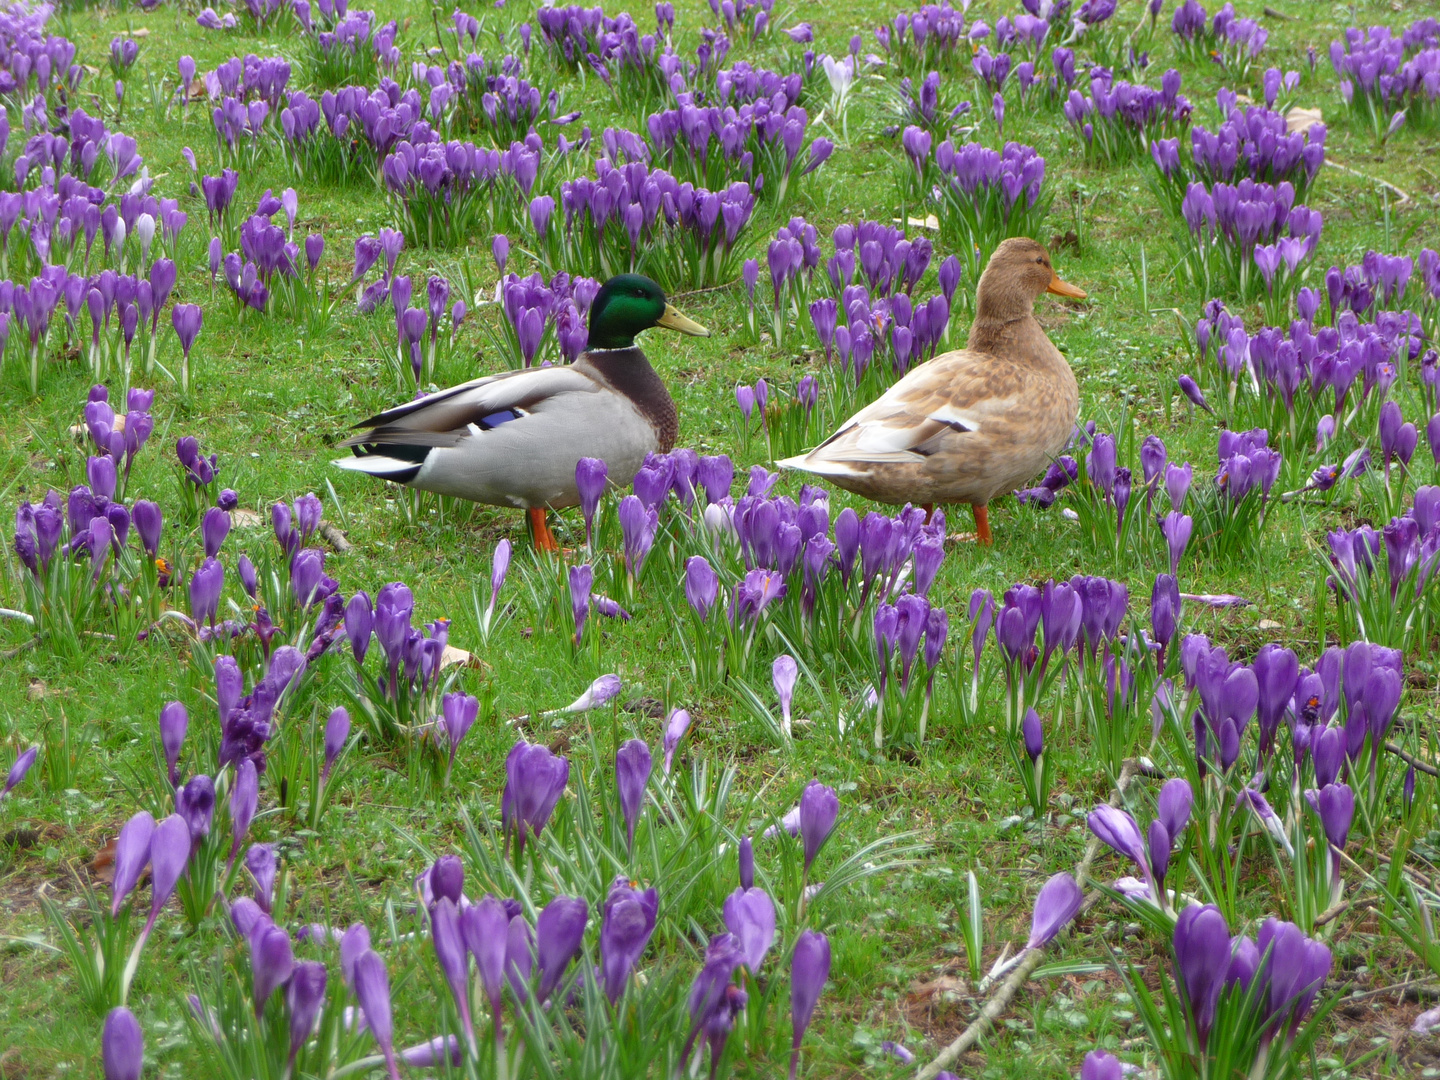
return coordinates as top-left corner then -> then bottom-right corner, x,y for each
1047,272 -> 1087,299
656,303 -> 710,336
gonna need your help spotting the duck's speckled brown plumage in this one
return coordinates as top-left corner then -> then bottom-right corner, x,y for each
779,237 -> 1084,512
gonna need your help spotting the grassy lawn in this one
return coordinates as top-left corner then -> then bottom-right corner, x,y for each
2,0 -> 1440,1076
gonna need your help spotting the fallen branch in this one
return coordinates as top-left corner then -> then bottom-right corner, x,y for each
1324,158 -> 1413,204
319,520 -> 354,554
1388,741 -> 1439,778
917,762 -> 1141,1079
1,638 -> 38,660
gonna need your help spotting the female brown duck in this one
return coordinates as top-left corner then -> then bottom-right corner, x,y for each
778,237 -> 1088,543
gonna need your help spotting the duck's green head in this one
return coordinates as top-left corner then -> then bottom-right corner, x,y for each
587,273 -> 710,349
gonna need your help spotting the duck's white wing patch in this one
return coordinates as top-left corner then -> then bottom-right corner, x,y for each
853,421 -> 932,455
925,402 -> 986,432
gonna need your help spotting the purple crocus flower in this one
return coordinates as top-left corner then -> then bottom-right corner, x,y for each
2,746 -> 38,799
1025,873 -> 1083,949
353,950 -> 400,1079
576,457 -> 607,546
684,556 -> 718,620
569,563 -> 593,645
251,923 -> 296,1018
799,779 -> 839,874
738,836 -> 754,890
535,895 -> 588,1002
430,898 -> 473,1048
615,738 -> 652,852
773,654 -> 799,735
599,877 -> 658,1004
159,702 -> 188,787
441,692 -> 478,777
502,740 -> 569,854
1081,1051 -> 1122,1080
1173,903 -> 1230,1048
102,1008 -> 143,1080
663,707 -> 692,774
286,962 -> 327,1068
323,707 -> 350,780
1178,375 -> 1214,415
789,930 -> 830,1080
461,896 -> 510,1042
723,886 -> 777,973
246,843 -> 277,913
112,811 -> 156,916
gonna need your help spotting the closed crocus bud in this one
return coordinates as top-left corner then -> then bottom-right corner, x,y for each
799,779 -> 839,873
132,499 -> 162,557
575,457 -> 608,541
339,923 -> 370,988
1088,805 -> 1148,875
1173,904 -> 1230,1045
1178,374 -> 1213,414
1026,872 -> 1083,949
238,555 -> 257,598
773,654 -> 799,735
535,895 -> 588,1001
353,950 -> 398,1072
145,814 -> 191,933
159,702 -> 188,786
286,961 -> 327,1065
344,591 -> 373,664
323,707 -> 350,779
2,746 -> 38,798
428,854 -> 464,908
441,692 -> 478,768
789,929 -> 830,1080
1021,708 -> 1044,762
461,895 -> 510,1039
1080,1050 -> 1122,1080
1313,782 -> 1354,851
230,758 -> 258,856
598,877 -> 659,1004
738,836 -> 754,890
663,707 -> 692,774
102,1007 -> 144,1080
247,843 -> 278,912
201,506 -> 230,557
112,811 -> 156,916
1157,778 -> 1193,840
724,886 -> 776,972
252,923 -> 295,1017
615,739 -> 652,853
683,556 -> 718,620
177,775 -> 215,844
1148,819 -> 1170,893
430,897 -> 472,1044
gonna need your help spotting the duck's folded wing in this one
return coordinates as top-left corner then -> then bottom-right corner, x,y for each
803,355 -> 1027,464
340,366 -> 599,450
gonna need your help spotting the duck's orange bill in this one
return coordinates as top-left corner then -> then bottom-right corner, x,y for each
1047,272 -> 1087,299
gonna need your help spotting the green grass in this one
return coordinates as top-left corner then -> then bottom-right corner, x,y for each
2,0 -> 1440,1077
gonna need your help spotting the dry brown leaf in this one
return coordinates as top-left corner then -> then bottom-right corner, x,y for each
440,644 -> 485,671
230,508 -> 264,529
91,836 -> 117,883
910,974 -> 969,999
1286,106 -> 1323,133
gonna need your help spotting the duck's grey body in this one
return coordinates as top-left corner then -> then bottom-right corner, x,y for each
335,346 -> 677,509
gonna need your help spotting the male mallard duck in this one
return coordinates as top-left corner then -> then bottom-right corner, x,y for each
334,273 -> 709,549
777,237 -> 1087,544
